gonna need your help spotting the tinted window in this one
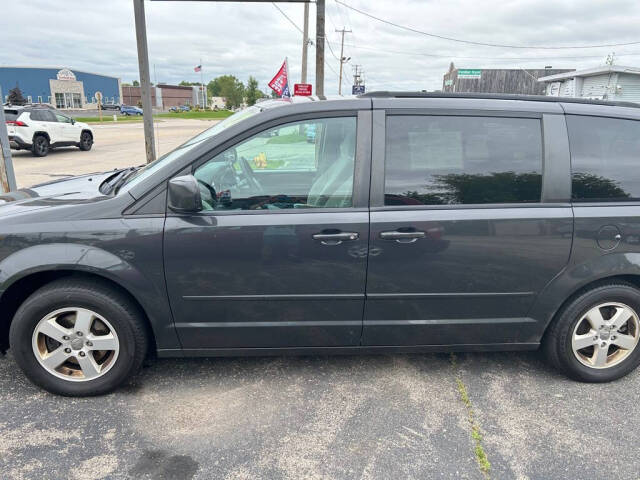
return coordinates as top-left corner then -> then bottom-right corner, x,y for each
384,116 -> 543,205
568,115 -> 640,202
4,110 -> 19,121
194,117 -> 357,211
55,113 -> 72,124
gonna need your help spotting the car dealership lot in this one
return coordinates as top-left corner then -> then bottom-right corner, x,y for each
1,350 -> 639,479
10,118 -> 217,188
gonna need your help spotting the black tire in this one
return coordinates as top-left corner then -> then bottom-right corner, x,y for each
79,131 -> 93,151
543,282 -> 640,382
31,135 -> 49,157
9,278 -> 148,396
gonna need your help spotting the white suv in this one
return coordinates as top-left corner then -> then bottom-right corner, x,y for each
4,106 -> 94,157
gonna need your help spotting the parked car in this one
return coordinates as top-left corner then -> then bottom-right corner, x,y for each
169,105 -> 192,113
100,103 -> 121,111
2,93 -> 640,396
4,106 -> 93,157
120,105 -> 143,116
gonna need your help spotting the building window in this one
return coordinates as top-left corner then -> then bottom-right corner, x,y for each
27,96 -> 32,103
72,93 -> 82,108
55,93 -> 65,109
37,96 -> 43,104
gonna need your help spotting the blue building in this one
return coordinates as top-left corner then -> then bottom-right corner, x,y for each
0,66 -> 121,109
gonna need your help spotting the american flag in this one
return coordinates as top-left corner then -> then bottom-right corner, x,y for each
194,65 -> 202,72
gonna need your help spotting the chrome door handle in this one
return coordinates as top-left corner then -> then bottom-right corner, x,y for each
312,232 -> 359,245
380,230 -> 425,243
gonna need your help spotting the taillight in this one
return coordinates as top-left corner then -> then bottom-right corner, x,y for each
6,120 -> 28,127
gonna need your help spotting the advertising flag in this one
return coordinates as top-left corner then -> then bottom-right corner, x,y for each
268,59 -> 291,99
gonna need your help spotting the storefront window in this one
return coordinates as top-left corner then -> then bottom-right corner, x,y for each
55,93 -> 65,109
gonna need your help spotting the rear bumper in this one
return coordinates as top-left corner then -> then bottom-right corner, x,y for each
8,136 -> 31,150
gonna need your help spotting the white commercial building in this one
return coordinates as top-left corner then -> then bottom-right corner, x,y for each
538,65 -> 640,102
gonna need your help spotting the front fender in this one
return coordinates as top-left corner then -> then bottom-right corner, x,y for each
528,252 -> 640,338
0,243 -> 180,350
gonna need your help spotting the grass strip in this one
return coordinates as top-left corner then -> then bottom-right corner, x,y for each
451,353 -> 491,478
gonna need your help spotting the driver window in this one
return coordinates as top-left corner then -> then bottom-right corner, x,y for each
194,116 -> 357,211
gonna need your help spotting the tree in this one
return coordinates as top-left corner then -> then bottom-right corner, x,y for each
179,81 -> 201,86
7,84 -> 26,105
208,75 -> 245,109
245,76 -> 261,106
132,80 -> 140,87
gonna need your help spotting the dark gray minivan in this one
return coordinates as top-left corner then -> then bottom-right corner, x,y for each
2,92 -> 640,395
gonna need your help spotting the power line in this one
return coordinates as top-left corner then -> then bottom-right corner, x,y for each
341,42 -> 640,61
335,0 -> 640,50
272,2 -> 304,35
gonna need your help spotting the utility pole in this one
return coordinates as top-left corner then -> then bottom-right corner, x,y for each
0,86 -> 17,193
352,64 -> 362,86
301,1 -> 309,84
336,27 -> 351,95
133,0 -> 156,164
315,0 -> 325,97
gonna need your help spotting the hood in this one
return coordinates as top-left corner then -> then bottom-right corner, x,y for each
0,170 -> 120,217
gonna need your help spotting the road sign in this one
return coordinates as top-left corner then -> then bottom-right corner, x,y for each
352,84 -> 365,95
457,69 -> 481,79
94,91 -> 103,103
294,83 -> 312,96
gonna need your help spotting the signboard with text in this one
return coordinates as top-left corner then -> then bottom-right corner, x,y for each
457,69 -> 482,79
352,84 -> 366,95
294,83 -> 312,96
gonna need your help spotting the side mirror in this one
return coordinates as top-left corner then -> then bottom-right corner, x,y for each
71,119 -> 75,125
168,175 -> 203,213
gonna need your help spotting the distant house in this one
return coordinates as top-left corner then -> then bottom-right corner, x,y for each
442,67 -> 574,95
538,65 -> 640,102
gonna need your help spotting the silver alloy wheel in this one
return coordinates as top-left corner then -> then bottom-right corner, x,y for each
571,302 -> 640,369
31,307 -> 120,382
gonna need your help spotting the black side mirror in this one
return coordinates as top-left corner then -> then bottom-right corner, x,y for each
168,175 -> 203,213
71,118 -> 75,125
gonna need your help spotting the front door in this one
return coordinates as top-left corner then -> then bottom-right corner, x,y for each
54,113 -> 78,142
363,111 -> 573,346
164,112 -> 371,349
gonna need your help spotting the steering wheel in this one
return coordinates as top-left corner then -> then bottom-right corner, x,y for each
197,179 -> 217,209
238,156 -> 264,194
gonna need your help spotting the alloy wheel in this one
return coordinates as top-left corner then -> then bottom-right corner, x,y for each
31,307 -> 120,382
571,302 -> 639,369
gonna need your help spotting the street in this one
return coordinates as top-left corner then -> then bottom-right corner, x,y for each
2,350 -> 639,479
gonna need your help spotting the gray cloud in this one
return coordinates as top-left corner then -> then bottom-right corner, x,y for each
2,0 -> 639,94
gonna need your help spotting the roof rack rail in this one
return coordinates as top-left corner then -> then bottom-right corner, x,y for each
358,91 -> 640,109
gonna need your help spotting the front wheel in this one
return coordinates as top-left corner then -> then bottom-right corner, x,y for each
9,278 -> 148,396
544,282 -> 640,382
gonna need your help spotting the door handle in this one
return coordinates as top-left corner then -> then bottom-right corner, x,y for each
312,231 -> 359,245
380,230 -> 425,243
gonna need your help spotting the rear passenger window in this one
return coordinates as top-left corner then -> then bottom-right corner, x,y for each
384,116 -> 543,205
567,115 -> 640,202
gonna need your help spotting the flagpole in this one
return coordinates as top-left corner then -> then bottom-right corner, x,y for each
285,56 -> 291,99
199,58 -> 205,109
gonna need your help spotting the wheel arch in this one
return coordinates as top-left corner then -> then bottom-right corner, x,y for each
32,131 -> 50,143
0,269 -> 157,356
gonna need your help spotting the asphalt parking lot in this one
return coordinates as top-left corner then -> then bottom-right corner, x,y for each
3,119 -> 640,479
2,350 -> 639,479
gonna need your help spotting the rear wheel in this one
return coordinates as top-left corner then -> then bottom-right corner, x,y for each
31,135 -> 49,157
544,282 -> 640,382
9,278 -> 148,396
79,131 -> 93,151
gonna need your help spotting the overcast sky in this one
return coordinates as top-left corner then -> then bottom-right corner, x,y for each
2,0 -> 640,94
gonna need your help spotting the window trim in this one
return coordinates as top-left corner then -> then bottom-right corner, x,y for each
370,110 -> 564,209
167,109 -> 371,217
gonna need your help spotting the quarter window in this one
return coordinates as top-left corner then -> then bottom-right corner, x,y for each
384,115 -> 543,205
194,117 -> 357,211
567,115 -> 640,202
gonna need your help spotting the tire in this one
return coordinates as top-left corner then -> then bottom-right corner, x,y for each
543,282 -> 640,382
31,135 -> 49,157
9,278 -> 148,396
79,131 -> 93,151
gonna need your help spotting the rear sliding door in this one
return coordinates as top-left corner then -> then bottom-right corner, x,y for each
363,106 -> 573,347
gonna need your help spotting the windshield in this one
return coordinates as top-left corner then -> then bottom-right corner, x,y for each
120,105 -> 264,190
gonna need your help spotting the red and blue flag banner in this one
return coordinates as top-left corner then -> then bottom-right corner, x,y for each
268,59 -> 291,99
194,65 -> 202,72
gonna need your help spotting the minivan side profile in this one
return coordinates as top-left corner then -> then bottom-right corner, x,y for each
1,93 -> 640,396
